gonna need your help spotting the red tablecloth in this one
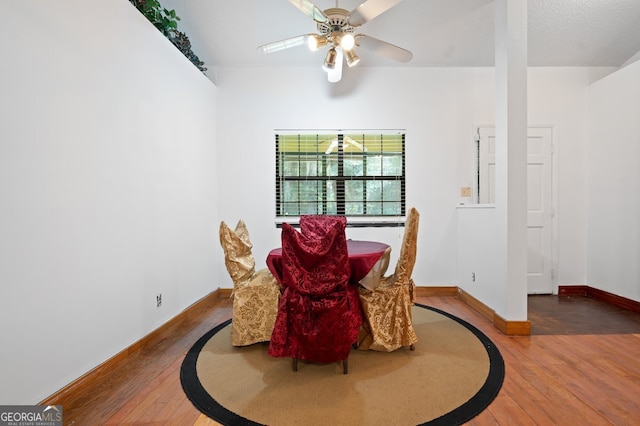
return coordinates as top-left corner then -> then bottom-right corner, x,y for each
266,239 -> 390,286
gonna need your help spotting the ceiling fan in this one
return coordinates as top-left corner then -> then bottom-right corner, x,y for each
258,0 -> 412,83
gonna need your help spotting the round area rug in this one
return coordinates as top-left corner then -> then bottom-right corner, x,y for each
180,303 -> 504,426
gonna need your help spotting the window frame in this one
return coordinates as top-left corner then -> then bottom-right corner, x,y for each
275,130 -> 406,227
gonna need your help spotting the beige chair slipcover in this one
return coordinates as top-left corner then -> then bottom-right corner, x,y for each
219,220 -> 281,346
358,207 -> 420,352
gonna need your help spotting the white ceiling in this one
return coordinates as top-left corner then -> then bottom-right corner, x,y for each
159,0 -> 640,71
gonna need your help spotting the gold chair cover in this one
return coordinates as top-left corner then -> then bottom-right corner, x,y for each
358,207 -> 420,352
219,220 -> 281,346
359,246 -> 392,291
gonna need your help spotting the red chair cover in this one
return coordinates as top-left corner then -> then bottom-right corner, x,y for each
268,219 -> 362,364
299,214 -> 346,239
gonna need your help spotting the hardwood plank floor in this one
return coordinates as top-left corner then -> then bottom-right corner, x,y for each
62,294 -> 640,425
528,294 -> 640,335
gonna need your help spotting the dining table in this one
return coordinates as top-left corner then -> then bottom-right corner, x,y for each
266,239 -> 391,290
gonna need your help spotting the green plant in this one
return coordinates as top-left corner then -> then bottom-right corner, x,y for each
130,0 -> 207,72
171,31 -> 206,71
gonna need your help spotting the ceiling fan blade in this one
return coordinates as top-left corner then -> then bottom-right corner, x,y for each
348,0 -> 403,27
355,34 -> 413,63
258,34 -> 310,54
288,0 -> 328,23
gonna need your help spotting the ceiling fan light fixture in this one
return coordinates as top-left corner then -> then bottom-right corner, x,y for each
327,47 -> 343,83
323,47 -> 338,71
327,69 -> 341,82
345,49 -> 360,67
307,34 -> 328,51
259,0 -> 412,82
340,33 -> 355,51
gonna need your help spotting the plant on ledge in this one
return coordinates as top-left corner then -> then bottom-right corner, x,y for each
130,0 -> 207,73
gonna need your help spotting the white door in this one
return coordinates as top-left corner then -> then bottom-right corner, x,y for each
478,127 -> 496,204
478,127 -> 554,294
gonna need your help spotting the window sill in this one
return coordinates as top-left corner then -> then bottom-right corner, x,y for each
456,203 -> 495,209
275,216 -> 406,228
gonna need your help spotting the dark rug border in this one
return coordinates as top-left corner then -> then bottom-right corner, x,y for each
416,303 -> 505,425
180,303 -> 505,426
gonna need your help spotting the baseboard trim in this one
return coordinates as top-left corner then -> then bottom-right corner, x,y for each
218,287 -> 232,299
456,288 -> 494,322
492,312 -> 531,336
414,286 -> 458,297
456,288 -> 531,336
39,288 -> 225,406
558,285 -> 640,314
557,285 -> 589,296
41,283 -> 531,405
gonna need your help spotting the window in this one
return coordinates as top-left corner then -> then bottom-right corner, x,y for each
275,131 -> 406,225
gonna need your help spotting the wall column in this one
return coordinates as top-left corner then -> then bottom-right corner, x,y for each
494,0 -> 528,320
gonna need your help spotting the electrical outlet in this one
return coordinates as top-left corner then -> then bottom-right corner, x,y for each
460,187 -> 472,197
471,272 -> 476,282
156,293 -> 162,308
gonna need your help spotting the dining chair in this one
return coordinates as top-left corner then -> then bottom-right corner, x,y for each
299,214 -> 345,238
357,207 -> 420,352
219,220 -> 281,347
268,218 -> 362,373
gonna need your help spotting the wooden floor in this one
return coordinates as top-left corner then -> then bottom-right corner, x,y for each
62,294 -> 640,425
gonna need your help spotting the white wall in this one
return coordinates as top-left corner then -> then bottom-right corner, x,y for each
586,61 -> 640,301
3,0 -> 633,406
0,1 -> 218,404
528,68 -> 592,287
455,68 -> 593,317
214,66 -> 495,289
214,66 -> 593,314
456,205 -> 503,310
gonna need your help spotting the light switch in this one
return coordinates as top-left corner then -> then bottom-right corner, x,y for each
460,187 -> 472,197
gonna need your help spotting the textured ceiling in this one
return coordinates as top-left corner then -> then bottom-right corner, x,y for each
159,0 -> 640,71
